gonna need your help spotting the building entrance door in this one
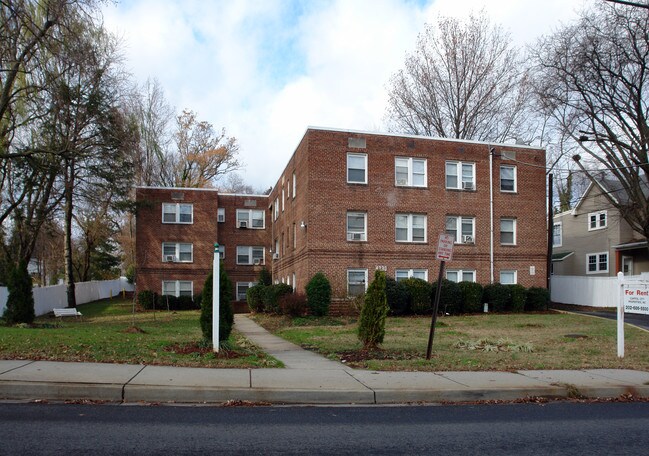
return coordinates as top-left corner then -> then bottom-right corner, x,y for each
623,256 -> 634,275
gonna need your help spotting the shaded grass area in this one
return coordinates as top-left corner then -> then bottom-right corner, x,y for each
0,299 -> 281,368
252,312 -> 649,371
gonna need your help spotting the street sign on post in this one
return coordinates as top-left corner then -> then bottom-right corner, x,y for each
213,243 -> 220,353
427,234 -> 455,360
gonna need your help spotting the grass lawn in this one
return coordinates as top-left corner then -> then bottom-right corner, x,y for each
252,312 -> 649,372
0,298 -> 282,368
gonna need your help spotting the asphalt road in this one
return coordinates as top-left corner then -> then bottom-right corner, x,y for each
576,310 -> 649,330
1,401 -> 649,455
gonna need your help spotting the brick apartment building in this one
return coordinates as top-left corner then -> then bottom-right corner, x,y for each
135,127 -> 547,307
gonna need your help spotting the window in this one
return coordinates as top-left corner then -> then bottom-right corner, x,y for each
500,218 -> 516,245
281,188 -> 285,211
500,270 -> 517,284
446,270 -> 476,283
395,214 -> 427,243
162,242 -> 193,262
347,153 -> 367,184
162,203 -> 193,224
236,282 -> 255,301
587,252 -> 609,274
500,165 -> 517,192
446,216 -> 475,244
292,272 -> 296,290
293,223 -> 297,249
236,209 -> 265,229
292,172 -> 296,198
236,246 -> 265,265
395,157 -> 426,187
553,222 -> 562,247
347,269 -> 368,296
274,197 -> 279,220
347,211 -> 367,241
446,161 -> 475,190
588,211 -> 607,230
218,245 -> 225,260
395,269 -> 428,282
162,280 -> 193,298
217,208 -> 225,223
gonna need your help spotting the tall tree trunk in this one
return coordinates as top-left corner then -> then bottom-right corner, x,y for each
64,158 -> 76,308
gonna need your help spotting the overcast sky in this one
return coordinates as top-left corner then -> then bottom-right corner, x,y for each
102,0 -> 588,190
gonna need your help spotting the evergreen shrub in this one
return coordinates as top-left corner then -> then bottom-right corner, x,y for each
305,272 -> 331,316
385,277 -> 409,315
3,261 -> 35,325
459,281 -> 484,313
432,278 -> 462,315
526,287 -> 550,311
246,284 -> 266,313
137,290 -> 156,310
484,283 -> 511,312
508,284 -> 527,312
401,278 -> 432,314
358,270 -> 389,349
263,283 -> 293,314
200,263 -> 234,343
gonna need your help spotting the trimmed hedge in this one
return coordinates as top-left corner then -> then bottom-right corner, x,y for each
431,279 -> 463,315
246,284 -> 266,313
459,281 -> 484,313
484,283 -> 511,312
508,284 -> 527,313
385,277 -> 409,315
263,283 -> 294,314
402,278 -> 432,315
526,287 -> 550,311
305,272 -> 332,316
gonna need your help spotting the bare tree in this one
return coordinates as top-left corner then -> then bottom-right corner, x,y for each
531,3 -> 649,239
385,11 -> 533,142
160,109 -> 240,188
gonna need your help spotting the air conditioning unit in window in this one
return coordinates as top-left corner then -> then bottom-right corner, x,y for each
462,182 -> 475,190
237,220 -> 248,228
253,259 -> 261,266
165,255 -> 176,262
272,253 -> 280,260
462,235 -> 475,244
396,179 -> 408,186
348,233 -> 364,241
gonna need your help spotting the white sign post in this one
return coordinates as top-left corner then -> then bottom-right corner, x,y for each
617,272 -> 625,358
212,243 -> 220,353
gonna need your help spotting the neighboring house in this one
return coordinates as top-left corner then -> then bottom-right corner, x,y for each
135,127 -> 548,308
552,179 -> 649,277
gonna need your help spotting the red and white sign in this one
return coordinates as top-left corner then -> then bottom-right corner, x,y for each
436,234 -> 454,261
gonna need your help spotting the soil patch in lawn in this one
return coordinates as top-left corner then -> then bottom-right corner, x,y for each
338,349 -> 419,365
163,342 -> 245,359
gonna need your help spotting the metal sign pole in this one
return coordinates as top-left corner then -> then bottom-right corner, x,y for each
426,260 -> 446,360
213,243 -> 220,353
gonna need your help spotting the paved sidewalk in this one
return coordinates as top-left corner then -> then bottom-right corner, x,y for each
1,315 -> 649,405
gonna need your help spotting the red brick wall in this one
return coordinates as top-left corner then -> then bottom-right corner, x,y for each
269,129 -> 547,299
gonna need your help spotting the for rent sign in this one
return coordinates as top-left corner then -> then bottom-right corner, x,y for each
623,284 -> 649,315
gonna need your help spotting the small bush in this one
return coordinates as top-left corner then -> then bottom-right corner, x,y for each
385,277 -> 409,315
157,295 -> 198,311
526,287 -> 549,311
305,272 -> 331,316
401,278 -> 432,315
508,284 -> 527,313
432,279 -> 462,315
137,290 -> 156,310
125,264 -> 135,284
3,261 -> 35,325
358,270 -> 389,349
246,284 -> 266,313
459,282 -> 484,313
484,283 -> 511,312
280,292 -> 307,317
263,283 -> 294,314
258,267 -> 272,286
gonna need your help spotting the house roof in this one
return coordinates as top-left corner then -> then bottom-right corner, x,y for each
613,240 -> 648,251
552,251 -> 574,262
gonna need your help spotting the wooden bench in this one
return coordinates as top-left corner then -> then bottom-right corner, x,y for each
53,308 -> 83,319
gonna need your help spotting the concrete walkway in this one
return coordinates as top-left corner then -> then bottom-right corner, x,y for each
1,315 -> 649,405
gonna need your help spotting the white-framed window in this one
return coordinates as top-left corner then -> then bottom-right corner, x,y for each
218,245 -> 225,260
446,161 -> 475,190
446,216 -> 475,244
347,153 -> 367,184
236,246 -> 265,265
293,223 -> 297,249
347,211 -> 367,241
281,188 -> 285,211
500,165 -> 517,192
395,157 -> 426,187
274,197 -> 279,220
395,269 -> 428,282
292,272 -> 296,290
217,207 -> 225,223
162,280 -> 193,297
446,269 -> 476,283
588,211 -> 607,230
292,172 -> 296,198
587,252 -> 609,274
162,242 -> 193,262
236,209 -> 265,229
395,213 -> 427,243
499,270 -> 517,284
553,222 -> 562,247
500,218 -> 516,245
162,203 -> 193,224
236,282 -> 255,301
347,269 -> 368,296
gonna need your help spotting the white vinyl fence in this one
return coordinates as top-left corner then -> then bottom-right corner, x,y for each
0,278 -> 134,317
551,273 -> 649,308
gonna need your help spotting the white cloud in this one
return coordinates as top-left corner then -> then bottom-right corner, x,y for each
102,0 -> 585,190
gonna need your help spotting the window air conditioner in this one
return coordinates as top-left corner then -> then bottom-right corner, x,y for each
348,232 -> 363,241
253,259 -> 261,266
165,255 -> 176,262
462,181 -> 475,190
272,253 -> 280,260
462,235 -> 475,244
397,179 -> 408,186
238,220 -> 248,228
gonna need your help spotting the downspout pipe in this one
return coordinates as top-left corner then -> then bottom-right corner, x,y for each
489,146 -> 495,284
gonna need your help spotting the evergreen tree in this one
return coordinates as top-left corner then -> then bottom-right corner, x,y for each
358,270 -> 389,349
305,272 -> 331,316
3,261 -> 35,324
